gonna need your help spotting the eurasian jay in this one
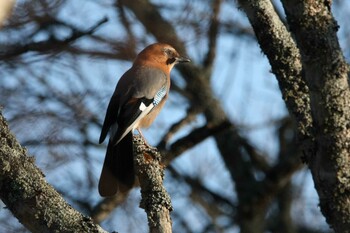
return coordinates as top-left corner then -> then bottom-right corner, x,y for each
98,43 -> 190,197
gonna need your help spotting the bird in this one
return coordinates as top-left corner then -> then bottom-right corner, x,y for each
98,43 -> 190,197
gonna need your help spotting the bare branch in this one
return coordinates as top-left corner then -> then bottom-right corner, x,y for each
236,0 -> 313,156
163,120 -> 232,164
281,1 -> 350,231
0,112 -> 106,233
134,136 -> 173,233
158,106 -> 201,148
0,17 -> 108,60
203,0 -> 222,73
91,191 -> 131,223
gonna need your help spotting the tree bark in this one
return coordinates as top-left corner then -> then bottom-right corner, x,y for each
133,136 -> 172,233
238,0 -> 350,231
0,112 -> 107,233
280,1 -> 350,232
236,0 -> 312,148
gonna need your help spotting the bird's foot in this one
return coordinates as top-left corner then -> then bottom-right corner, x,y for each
144,142 -> 157,151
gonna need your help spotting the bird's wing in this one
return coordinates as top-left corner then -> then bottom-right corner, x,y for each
99,93 -> 120,144
113,84 -> 167,144
100,67 -> 168,145
114,98 -> 154,144
111,67 -> 168,144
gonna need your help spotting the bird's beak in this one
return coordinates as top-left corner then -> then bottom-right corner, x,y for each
176,56 -> 191,63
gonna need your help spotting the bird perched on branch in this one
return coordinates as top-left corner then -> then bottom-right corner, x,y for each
98,43 -> 190,197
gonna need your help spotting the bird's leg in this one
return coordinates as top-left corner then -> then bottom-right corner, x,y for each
136,128 -> 157,150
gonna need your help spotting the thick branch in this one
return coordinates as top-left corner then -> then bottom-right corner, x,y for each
0,112 -> 106,233
281,1 -> 350,231
237,0 -> 313,157
120,0 -> 182,52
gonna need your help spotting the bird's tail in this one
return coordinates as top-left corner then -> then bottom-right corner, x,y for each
98,132 -> 134,197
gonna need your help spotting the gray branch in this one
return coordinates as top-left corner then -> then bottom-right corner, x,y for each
0,112 -> 107,233
133,136 -> 172,233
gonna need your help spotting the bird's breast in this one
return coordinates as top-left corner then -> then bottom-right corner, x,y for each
138,95 -> 168,128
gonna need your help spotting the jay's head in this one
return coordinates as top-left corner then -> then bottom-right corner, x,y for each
134,43 -> 190,72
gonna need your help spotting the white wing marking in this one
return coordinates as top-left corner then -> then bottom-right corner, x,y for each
115,101 -> 154,145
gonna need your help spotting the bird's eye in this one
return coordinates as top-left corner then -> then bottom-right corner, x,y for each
163,48 -> 174,57
162,48 -> 177,64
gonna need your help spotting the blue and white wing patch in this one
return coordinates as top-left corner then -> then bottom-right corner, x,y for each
153,85 -> 167,106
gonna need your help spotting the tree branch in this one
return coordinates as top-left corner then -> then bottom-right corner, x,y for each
281,1 -> 350,231
203,0 -> 222,73
162,120 -> 232,164
133,136 -> 172,233
1,17 -> 108,60
91,190 -> 131,224
236,0 -> 313,160
157,106 -> 202,148
0,111 -> 106,233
